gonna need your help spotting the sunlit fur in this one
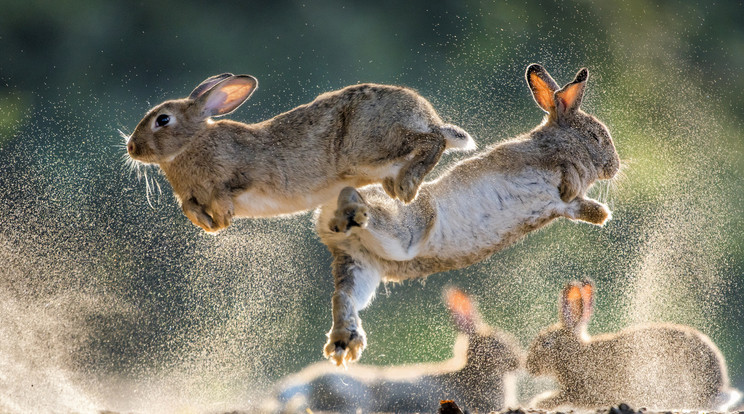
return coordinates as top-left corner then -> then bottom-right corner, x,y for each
125,74 -> 475,233
313,64 -> 621,366
526,280 -> 741,411
269,288 -> 523,413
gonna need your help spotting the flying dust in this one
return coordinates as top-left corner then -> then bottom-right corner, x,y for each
1,12 -> 743,414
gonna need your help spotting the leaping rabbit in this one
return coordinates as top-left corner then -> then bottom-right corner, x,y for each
126,74 -> 474,232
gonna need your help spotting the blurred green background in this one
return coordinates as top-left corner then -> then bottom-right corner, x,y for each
1,0 -> 743,412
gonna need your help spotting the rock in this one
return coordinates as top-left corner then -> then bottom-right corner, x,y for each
439,399 -> 465,414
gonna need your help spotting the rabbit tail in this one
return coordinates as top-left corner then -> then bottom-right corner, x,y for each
715,387 -> 742,411
439,124 -> 476,151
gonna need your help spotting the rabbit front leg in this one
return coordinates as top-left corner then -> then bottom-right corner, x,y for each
181,197 -> 216,232
559,161 -> 610,225
205,188 -> 235,232
558,160 -> 589,202
323,251 -> 381,366
565,196 -> 611,225
181,189 -> 234,233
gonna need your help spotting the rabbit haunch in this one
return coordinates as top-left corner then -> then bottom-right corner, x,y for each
126,74 -> 474,232
269,288 -> 523,414
314,64 -> 621,366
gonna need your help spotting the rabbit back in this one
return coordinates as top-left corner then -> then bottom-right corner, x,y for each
567,323 -> 728,409
259,83 -> 469,168
232,83 -> 473,216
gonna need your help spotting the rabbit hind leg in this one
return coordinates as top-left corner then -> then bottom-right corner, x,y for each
324,251 -> 381,366
329,187 -> 369,234
393,132 -> 446,203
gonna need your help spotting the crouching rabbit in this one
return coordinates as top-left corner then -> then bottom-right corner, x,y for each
526,279 -> 741,411
270,287 -> 522,413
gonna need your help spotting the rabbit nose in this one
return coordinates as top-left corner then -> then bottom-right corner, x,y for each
127,140 -> 136,154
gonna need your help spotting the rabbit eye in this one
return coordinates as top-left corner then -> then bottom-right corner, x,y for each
589,130 -> 600,142
156,114 -> 170,127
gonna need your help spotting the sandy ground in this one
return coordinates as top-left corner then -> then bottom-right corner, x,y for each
211,402 -> 744,414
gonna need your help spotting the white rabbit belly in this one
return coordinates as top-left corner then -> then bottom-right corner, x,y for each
423,171 -> 562,258
233,182 -> 359,218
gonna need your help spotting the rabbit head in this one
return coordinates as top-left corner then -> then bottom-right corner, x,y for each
526,65 -> 620,181
445,287 -> 523,373
526,279 -> 594,377
126,73 -> 258,164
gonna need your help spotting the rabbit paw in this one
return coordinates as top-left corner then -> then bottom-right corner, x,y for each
324,324 -> 367,367
189,215 -> 215,233
382,177 -> 397,200
329,188 -> 369,233
206,207 -> 233,232
567,197 -> 611,225
394,174 -> 421,203
183,201 -> 221,233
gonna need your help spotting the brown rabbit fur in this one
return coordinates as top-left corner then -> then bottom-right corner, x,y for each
126,74 -> 474,232
526,279 -> 740,411
314,64 -> 620,366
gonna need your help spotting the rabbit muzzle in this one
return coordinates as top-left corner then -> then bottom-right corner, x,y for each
126,135 -> 157,164
126,139 -> 136,156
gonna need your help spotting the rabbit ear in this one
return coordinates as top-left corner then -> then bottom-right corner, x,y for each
197,75 -> 258,118
445,287 -> 477,334
189,73 -> 234,100
555,68 -> 588,114
526,64 -> 560,113
579,278 -> 595,323
560,281 -> 585,331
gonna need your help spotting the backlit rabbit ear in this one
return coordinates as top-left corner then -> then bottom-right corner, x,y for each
189,73 -> 234,100
526,64 -> 560,113
560,281 -> 585,331
579,278 -> 595,323
445,287 -> 477,334
197,75 -> 258,118
555,68 -> 588,114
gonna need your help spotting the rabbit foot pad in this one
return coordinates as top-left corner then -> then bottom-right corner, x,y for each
329,188 -> 369,233
324,327 -> 367,367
